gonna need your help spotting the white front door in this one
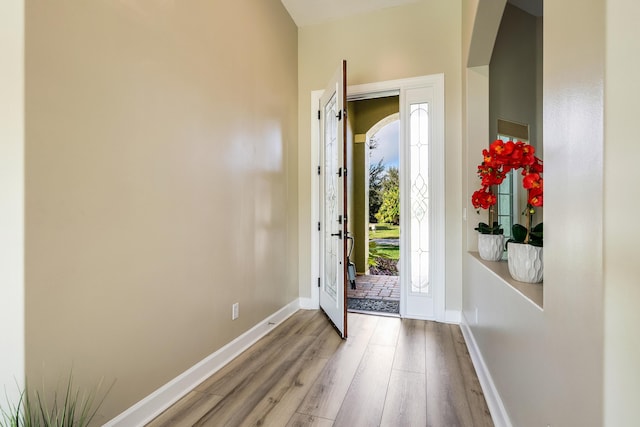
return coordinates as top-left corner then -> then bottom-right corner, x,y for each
319,60 -> 347,338
311,74 -> 446,322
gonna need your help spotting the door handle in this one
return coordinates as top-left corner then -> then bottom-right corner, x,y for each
331,231 -> 342,239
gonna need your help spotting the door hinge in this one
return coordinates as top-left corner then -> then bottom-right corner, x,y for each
318,110 -> 321,120
317,222 -> 321,231
336,110 -> 342,120
318,277 -> 321,288
317,165 -> 321,175
337,167 -> 342,177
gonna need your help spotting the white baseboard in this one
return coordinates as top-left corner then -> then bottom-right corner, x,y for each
460,313 -> 512,427
104,299 -> 301,427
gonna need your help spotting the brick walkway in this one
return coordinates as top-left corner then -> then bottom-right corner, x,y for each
347,274 -> 400,301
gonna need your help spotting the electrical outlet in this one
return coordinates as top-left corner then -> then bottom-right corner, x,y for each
232,303 -> 239,320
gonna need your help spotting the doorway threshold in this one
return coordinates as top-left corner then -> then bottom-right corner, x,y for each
347,307 -> 400,318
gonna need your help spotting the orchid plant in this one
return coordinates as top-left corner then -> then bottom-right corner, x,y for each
471,139 -> 543,245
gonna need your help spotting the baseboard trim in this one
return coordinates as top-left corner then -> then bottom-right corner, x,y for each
460,313 -> 513,427
104,299 -> 301,427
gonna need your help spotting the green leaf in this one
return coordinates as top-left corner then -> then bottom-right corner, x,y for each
475,222 -> 503,235
511,224 -> 528,243
529,222 -> 543,247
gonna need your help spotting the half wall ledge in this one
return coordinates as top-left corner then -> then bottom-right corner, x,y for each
468,251 -> 543,310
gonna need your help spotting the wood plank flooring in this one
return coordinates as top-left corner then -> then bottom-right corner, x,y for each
146,310 -> 493,427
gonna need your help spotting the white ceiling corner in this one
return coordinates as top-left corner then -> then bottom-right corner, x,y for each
282,0 -> 542,28
281,0 -> 420,27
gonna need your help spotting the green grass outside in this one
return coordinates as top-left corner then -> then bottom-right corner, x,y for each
369,223 -> 400,240
376,244 -> 399,261
369,223 -> 400,262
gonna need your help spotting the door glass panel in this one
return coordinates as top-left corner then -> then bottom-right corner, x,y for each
324,94 -> 338,300
409,103 -> 430,295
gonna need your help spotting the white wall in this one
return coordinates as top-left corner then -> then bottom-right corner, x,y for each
0,0 -> 25,407
604,0 -> 640,425
298,0 -> 463,312
462,0 -> 605,425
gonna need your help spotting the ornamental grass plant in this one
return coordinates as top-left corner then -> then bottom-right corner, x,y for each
0,374 -> 113,427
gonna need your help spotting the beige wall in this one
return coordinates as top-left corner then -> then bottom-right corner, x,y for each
0,0 -> 25,407
13,0 -> 639,425
489,3 -> 543,229
350,97 -> 400,135
489,4 -> 540,149
604,0 -> 640,425
24,1 -> 298,422
463,0 -> 606,425
298,0 -> 463,311
544,1 -> 605,422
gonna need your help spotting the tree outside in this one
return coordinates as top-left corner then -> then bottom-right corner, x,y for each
369,158 -> 385,223
368,122 -> 400,275
375,167 -> 399,225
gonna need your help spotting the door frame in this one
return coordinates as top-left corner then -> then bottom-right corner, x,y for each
309,74 -> 446,321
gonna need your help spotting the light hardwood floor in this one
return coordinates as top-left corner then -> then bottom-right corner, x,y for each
147,310 -> 494,427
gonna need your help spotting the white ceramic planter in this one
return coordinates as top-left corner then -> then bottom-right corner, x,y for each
507,242 -> 543,283
477,233 -> 505,261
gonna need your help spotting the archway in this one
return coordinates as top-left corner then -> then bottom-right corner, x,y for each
347,114 -> 401,314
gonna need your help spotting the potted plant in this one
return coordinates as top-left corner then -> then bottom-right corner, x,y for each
506,165 -> 544,283
474,221 -> 504,261
471,139 -> 544,281
471,140 -> 508,262
1,373 -> 113,427
507,221 -> 543,283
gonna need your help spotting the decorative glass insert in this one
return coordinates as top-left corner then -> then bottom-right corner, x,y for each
409,103 -> 430,294
323,94 -> 338,300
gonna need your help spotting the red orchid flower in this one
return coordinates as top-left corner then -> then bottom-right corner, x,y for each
523,173 -> 542,189
528,187 -> 543,207
521,143 -> 535,156
472,141 -> 543,230
472,189 -> 497,209
481,170 -> 505,186
529,157 -> 544,173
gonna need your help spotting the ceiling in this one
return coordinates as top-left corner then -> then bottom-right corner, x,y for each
281,0 -> 542,27
280,0 -> 420,27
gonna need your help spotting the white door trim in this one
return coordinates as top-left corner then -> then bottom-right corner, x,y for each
308,74 -> 446,322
